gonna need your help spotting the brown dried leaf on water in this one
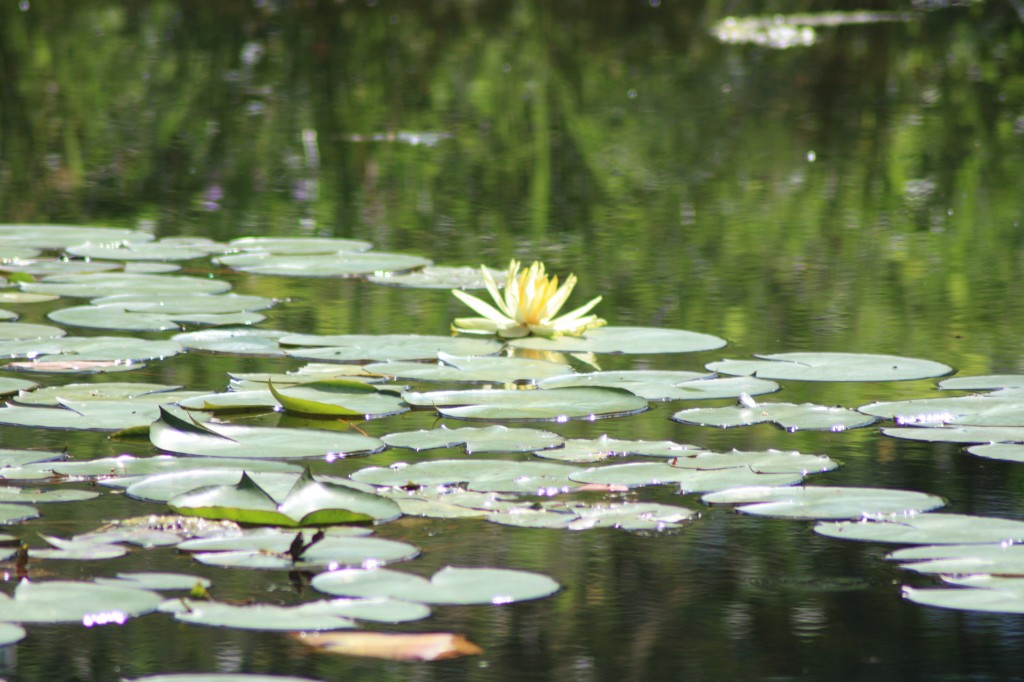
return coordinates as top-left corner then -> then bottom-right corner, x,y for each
293,630 -> 484,661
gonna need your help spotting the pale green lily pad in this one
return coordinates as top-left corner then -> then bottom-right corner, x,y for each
381,425 -> 564,454
0,224 -> 154,249
903,585 -> 1024,614
0,397 -> 198,432
48,294 -> 271,331
706,352 -> 952,382
891,544 -> 1024,576
282,333 -> 502,362
967,443 -> 1024,462
11,381 -> 187,406
0,622 -> 25,646
859,395 -> 1018,425
95,572 -> 211,591
4,455 -> 300,484
0,579 -> 162,624
160,596 -> 429,630
0,309 -> 16,321
125,469 -> 370,503
123,261 -> 183,274
882,425 -> 1024,444
0,376 -> 38,396
508,326 -> 726,355
229,363 -> 379,387
176,526 -> 372,553
0,321 -> 66,341
0,503 -> 39,524
487,500 -> 697,531
0,486 -> 98,503
269,380 -> 408,418
227,236 -> 373,254
30,535 -> 127,560
311,565 -> 560,605
568,462 -> 805,492
21,272 -> 231,298
75,515 -> 242,547
533,436 -> 702,463
177,390 -> 280,413
187,535 -> 419,570
537,371 -> 779,401
172,328 -> 291,356
0,245 -> 39,259
0,335 -> 183,363
169,469 -> 401,526
0,291 -> 59,304
150,405 -> 385,459
938,375 -> 1024,391
402,386 -> 648,421
368,265 -> 506,289
702,485 -> 945,519
216,251 -> 431,277
816,513 -> 1024,544
364,352 -> 571,384
351,459 -> 580,492
65,241 -> 218,261
672,401 -> 876,431
668,449 -> 838,473
0,448 -> 64,467
1,259 -> 122,276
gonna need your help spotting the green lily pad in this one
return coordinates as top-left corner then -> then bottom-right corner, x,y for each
672,401 -> 876,431
311,565 -> 560,605
364,352 -> 572,384
402,386 -> 648,421
159,596 -> 429,631
216,251 -> 431,277
0,292 -> 59,304
269,380 -> 408,418
21,272 -> 232,298
176,390 -> 280,413
150,405 -> 385,459
891,543 -> 1024,576
938,375 -> 1024,391
0,335 -> 183,364
706,352 -> 953,382
30,535 -> 127,560
381,425 -> 564,454
537,371 -> 779,401
368,265 -> 506,289
4,455 -> 301,485
0,486 -> 98,503
508,326 -> 727,354
176,527 -> 372,553
65,241 -> 219,261
0,622 -> 25,646
125,469 -> 319,502
882,425 -> 1024,444
567,462 -> 805,492
487,500 -> 697,531
350,459 -> 581,492
185,534 -> 418,571
0,579 -> 162,624
168,469 -> 401,526
49,294 -> 271,331
902,584 -> 1024,614
859,395 -> 1018,425
172,328 -> 291,356
282,333 -> 502,362
0,376 -> 38,396
0,309 -> 16,321
0,397 -> 196,432
227,236 -> 373,254
0,503 -> 39,524
0,321 -> 66,341
10,381 -> 188,406
95,572 -> 212,591
967,443 -> 1024,462
532,436 -> 702,463
667,448 -> 838,473
0,259 -> 122,277
816,513 -> 1024,545
0,224 -> 154,249
702,485 -> 945,519
0,447 -> 64,468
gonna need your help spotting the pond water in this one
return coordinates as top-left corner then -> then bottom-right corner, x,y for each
2,1 -> 1024,680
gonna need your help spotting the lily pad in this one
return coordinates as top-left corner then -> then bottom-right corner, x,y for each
0,447 -> 64,468
186,535 -> 418,571
816,513 -> 1024,545
281,333 -> 502,362
0,376 -> 38,396
150,406 -> 385,459
269,380 -> 408,418
0,258 -> 122,277
882,425 -> 1024,444
123,468 -> 365,503
967,443 -> 1024,463
858,395 -> 1019,425
367,265 -> 506,289
487,500 -> 697,531
216,251 -> 431,277
29,535 -> 127,560
668,449 -> 838,473
95,572 -> 212,591
402,386 -> 648,421
172,328 -> 291,356
364,352 -> 572,384
702,485 -> 945,519
0,503 -> 39,524
227,236 -> 373,254
381,425 -> 564,454
568,462 -> 805,492
0,622 -> 25,647
903,584 -> 1024,614
0,486 -> 98,503
0,336 -> 183,365
537,371 -> 779,401
351,459 -> 580,492
672,401 -> 876,431
4,455 -> 300,484
508,326 -> 727,354
0,579 -> 162,624
311,566 -> 560,605
159,597 -> 429,630
0,398 -> 196,432
938,375 -> 1024,391
21,272 -> 232,298
532,436 -> 701,463
10,381 -> 188,406
706,352 -> 952,382
0,321 -> 66,341
48,293 -> 273,331
891,543 -> 1024,576
65,241 -> 219,261
0,224 -> 154,249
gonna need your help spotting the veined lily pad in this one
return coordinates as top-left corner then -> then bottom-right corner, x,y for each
706,352 -> 952,382
508,326 -> 727,355
882,425 -> 1024,444
487,500 -> 697,531
368,265 -> 506,289
281,333 -> 502,362
0,321 -> 66,341
364,352 -> 572,384
216,251 -> 431,277
702,486 -> 945,519
0,622 -> 25,646
168,469 -> 401,526
401,386 -> 648,421
172,328 -> 291,356
538,371 -> 779,401
0,224 -> 154,249
311,566 -> 560,605
0,579 -> 162,624
903,584 -> 1024,614
533,436 -> 702,463
227,236 -> 373,254
568,462 -> 805,492
381,425 -> 564,454
0,503 -> 39,524
816,513 -> 1024,545
150,405 -> 385,459
672,400 -> 876,431
21,272 -> 232,298
269,380 -> 408,418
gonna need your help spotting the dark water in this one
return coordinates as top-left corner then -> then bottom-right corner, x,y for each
2,1 -> 1024,680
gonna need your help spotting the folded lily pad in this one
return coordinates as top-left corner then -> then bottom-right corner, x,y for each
281,333 -> 502,362
402,386 -> 648,421
816,513 -> 1024,545
707,352 -> 953,382
125,469 -> 367,503
672,401 -> 876,431
702,485 -> 945,519
0,579 -> 162,624
311,565 -> 560,605
381,425 -> 564,454
508,326 -> 727,354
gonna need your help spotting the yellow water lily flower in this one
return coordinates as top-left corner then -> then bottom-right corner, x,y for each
451,259 -> 606,338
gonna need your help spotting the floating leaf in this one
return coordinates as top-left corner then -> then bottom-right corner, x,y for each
938,375 -> 1024,391
0,579 -> 162,624
381,425 -> 564,454
672,401 -> 876,431
0,224 -> 154,249
227,236 -> 373,254
65,241 -> 220,261
48,292 -> 272,331
350,459 -> 580,492
281,333 -> 502,362
269,380 -> 408,418
95,572 -> 212,591
903,585 -> 1024,614
859,395 -> 1018,425
0,503 -> 39,524
538,371 -> 779,401
160,597 -> 429,631
882,425 -> 1024,444
508,326 -> 726,354
0,447 -> 64,468
0,336 -> 183,365
0,321 -> 66,341
568,462 -> 804,492
967,443 -> 1024,463
365,353 -> 571,384
0,398 -> 193,432
532,436 -> 701,463
487,500 -> 697,531
0,486 -> 98,503
0,623 -> 25,647
21,272 -> 232,298
294,631 -> 482,661
702,485 -> 945,519
706,352 -> 952,382
816,513 -> 1024,545
216,251 -> 431,277
172,328 -> 292,356
185,535 -> 418,571
30,535 -> 127,560
402,386 -> 648,421
669,448 -> 838,473
5,455 -> 300,485
311,565 -> 560,605
0,376 -> 38,397
10,381 -> 188,406
368,265 -> 505,290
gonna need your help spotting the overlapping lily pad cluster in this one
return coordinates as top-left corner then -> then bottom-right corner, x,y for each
0,224 -> 1018,652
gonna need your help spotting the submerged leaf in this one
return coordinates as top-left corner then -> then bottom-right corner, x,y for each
294,630 -> 482,661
